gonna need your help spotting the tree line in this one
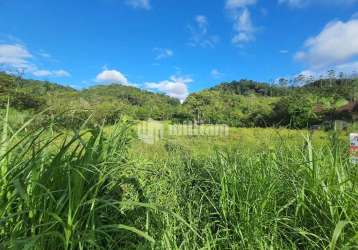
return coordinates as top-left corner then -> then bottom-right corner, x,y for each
1,72 -> 357,130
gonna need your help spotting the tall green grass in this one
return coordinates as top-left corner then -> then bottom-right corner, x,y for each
0,107 -> 357,249
132,133 -> 358,249
0,107 -> 155,249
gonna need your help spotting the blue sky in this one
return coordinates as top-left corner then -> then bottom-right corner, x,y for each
1,0 -> 358,100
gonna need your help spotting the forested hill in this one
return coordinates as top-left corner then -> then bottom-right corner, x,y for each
209,79 -> 283,96
1,72 -> 358,129
0,72 -> 77,110
0,72 -> 180,125
181,78 -> 358,127
208,78 -> 357,99
79,84 -> 180,121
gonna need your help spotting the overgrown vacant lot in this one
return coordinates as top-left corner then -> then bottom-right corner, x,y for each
2,0 -> 358,248
0,117 -> 357,249
129,123 -> 332,159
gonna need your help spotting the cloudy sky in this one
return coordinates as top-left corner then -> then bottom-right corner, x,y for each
1,0 -> 358,101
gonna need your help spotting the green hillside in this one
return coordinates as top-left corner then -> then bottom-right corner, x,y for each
1,72 -> 357,129
182,78 -> 358,127
0,72 -> 180,128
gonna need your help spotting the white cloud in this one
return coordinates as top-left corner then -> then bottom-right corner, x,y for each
294,18 -> 358,81
295,19 -> 358,68
54,70 -> 70,77
334,61 -> 358,74
38,52 -> 51,58
0,43 -> 70,78
153,48 -> 173,60
279,62 -> 358,87
226,0 -> 256,9
225,0 -> 257,46
234,8 -> 254,33
188,15 -> 219,48
298,62 -> 358,80
96,69 -> 129,85
0,44 -> 32,70
195,15 -> 208,30
33,69 -> 70,77
211,69 -> 222,78
297,69 -> 319,79
279,0 -> 358,8
232,8 -> 256,45
145,75 -> 192,101
125,0 -> 150,9
32,70 -> 52,77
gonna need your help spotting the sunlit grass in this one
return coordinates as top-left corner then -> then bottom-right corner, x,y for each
1,110 -> 357,249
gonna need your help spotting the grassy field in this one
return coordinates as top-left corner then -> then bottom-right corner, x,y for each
0,113 -> 357,249
130,123 -> 330,159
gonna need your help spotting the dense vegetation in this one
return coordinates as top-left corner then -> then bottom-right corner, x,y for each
0,113 -> 357,249
1,72 -> 357,249
1,72 -> 358,130
0,72 -> 180,129
181,78 -> 358,127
